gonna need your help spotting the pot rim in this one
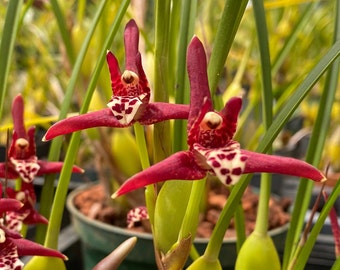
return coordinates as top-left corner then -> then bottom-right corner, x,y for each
66,182 -> 290,243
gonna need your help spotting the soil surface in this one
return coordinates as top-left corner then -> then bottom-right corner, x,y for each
73,183 -> 291,239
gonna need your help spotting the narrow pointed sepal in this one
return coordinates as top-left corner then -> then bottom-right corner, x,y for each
0,198 -> 23,213
43,109 -> 125,141
112,151 -> 205,198
241,150 -> 326,182
14,238 -> 67,259
37,161 -> 83,175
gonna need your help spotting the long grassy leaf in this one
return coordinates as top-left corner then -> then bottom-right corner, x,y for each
0,0 -> 23,120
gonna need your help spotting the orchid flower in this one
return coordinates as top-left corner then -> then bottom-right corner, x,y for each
43,19 -> 189,141
0,196 -> 66,269
126,206 -> 149,229
112,37 -> 326,198
4,182 -> 48,232
0,94 -> 83,183
0,224 -> 67,270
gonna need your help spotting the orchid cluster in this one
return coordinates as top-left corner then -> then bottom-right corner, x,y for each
43,19 -> 328,269
0,95 -> 82,269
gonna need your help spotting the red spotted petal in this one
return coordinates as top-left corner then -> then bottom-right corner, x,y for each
107,95 -> 146,125
0,199 -> 22,214
194,141 -> 248,185
0,240 -> 23,270
241,150 -> 326,182
112,151 -> 206,198
10,156 -> 40,183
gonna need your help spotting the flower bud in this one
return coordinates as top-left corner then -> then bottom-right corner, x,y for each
235,232 -> 281,270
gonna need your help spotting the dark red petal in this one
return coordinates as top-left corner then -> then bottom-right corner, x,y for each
106,51 -> 122,91
241,150 -> 326,182
0,198 -> 23,213
220,97 -> 242,140
23,209 -> 49,225
124,19 -> 139,72
0,164 -> 20,179
12,94 -> 26,139
112,151 -> 206,198
187,97 -> 212,148
43,109 -> 127,141
187,37 -> 213,129
37,161 -> 83,175
14,238 -> 67,259
138,102 -> 189,124
27,126 -> 37,156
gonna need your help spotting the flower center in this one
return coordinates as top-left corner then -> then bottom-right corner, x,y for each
15,138 -> 29,151
200,112 -> 222,130
121,70 -> 139,85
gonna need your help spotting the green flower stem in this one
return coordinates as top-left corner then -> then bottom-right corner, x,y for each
254,174 -> 271,236
0,0 -> 23,120
252,0 -> 273,239
42,0 -> 129,249
204,175 -> 252,261
178,178 -> 206,242
207,0 -> 248,109
234,201 -> 246,252
133,123 -> 156,225
133,124 -> 151,169
35,0 -> 110,243
284,1 -> 340,266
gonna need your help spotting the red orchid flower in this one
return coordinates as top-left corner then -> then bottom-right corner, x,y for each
0,197 -> 66,269
0,94 -> 83,183
43,19 -> 189,141
4,182 -> 48,232
0,225 -> 67,270
112,37 -> 326,198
